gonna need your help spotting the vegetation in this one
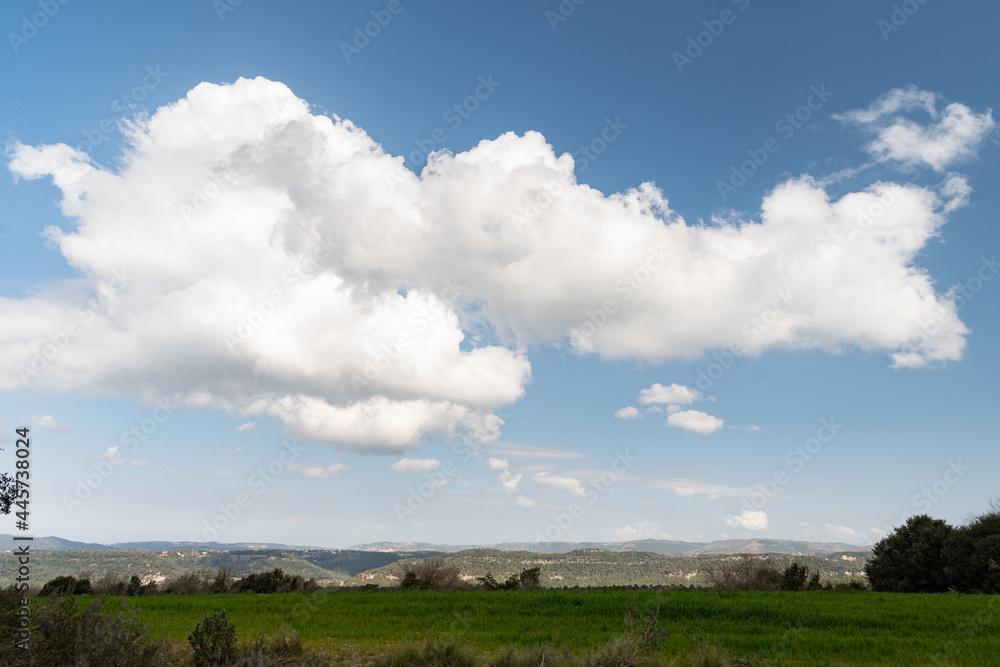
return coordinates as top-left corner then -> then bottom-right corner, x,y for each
865,505 -> 1000,593
188,611 -> 238,666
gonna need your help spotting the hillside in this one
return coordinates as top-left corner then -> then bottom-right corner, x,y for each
346,548 -> 871,588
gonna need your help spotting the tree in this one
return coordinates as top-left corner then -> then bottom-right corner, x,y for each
943,506 -> 1000,593
780,563 -> 809,591
702,554 -> 782,591
864,514 -> 952,592
0,473 -> 17,515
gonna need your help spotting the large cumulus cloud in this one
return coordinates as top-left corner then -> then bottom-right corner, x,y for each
1,78 -> 984,451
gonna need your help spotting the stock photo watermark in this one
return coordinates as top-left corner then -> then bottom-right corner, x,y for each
877,0 -> 931,41
716,85 -> 833,202
7,0 -> 72,53
534,449 -> 638,543
671,0 -> 752,73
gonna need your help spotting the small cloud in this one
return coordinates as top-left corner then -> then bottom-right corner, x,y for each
288,463 -> 348,479
27,415 -> 71,432
390,458 -> 441,474
514,494 -> 536,508
487,457 -> 509,471
644,406 -> 663,414
616,521 -> 671,541
236,422 -> 256,432
224,446 -> 243,456
165,466 -> 178,476
214,469 -> 239,478
667,410 -> 724,434
532,472 -> 585,498
614,406 -> 641,420
834,85 -> 996,172
722,509 -> 768,531
98,446 -> 123,464
638,383 -> 704,406
727,424 -> 761,432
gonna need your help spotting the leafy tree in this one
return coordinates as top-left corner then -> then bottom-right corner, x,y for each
943,506 -> 1000,593
0,472 -> 18,515
865,514 -> 952,592
780,563 -> 809,591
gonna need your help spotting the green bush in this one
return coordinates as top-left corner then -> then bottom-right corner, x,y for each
865,514 -> 952,592
780,563 -> 808,591
38,575 -> 92,597
374,636 -> 477,667
189,610 -> 239,667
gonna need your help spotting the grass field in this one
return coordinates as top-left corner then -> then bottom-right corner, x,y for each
79,589 -> 1000,665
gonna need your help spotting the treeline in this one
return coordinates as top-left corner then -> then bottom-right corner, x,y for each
865,505 -> 1000,593
35,566 -> 320,597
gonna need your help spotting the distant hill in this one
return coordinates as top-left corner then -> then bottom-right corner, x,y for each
348,538 -> 869,555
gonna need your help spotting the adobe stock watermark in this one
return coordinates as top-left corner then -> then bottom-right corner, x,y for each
61,399 -> 177,514
213,0 -> 247,21
555,245 -> 669,362
340,0 -> 415,64
671,0 -> 752,74
349,279 -> 465,390
404,75 -> 502,170
190,438 -> 306,542
70,66 -> 170,157
877,0 -> 931,41
716,85 -> 833,202
18,270 -> 133,386
545,0 -> 590,31
693,287 -> 794,392
534,449 -> 638,543
393,461 -> 458,524
7,0 -> 72,54
734,417 -> 842,516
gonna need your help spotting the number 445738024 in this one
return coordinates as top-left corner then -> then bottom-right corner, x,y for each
14,427 -> 30,530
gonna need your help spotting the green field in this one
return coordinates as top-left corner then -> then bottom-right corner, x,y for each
79,589 -> 1000,665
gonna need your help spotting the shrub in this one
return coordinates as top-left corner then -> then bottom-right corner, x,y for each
189,610 -> 239,667
943,507 -> 1000,593
374,637 -> 477,667
478,567 -> 542,591
164,571 -> 213,595
865,514 -> 952,592
92,572 -> 128,596
233,568 -> 317,594
702,555 -> 782,591
399,558 -> 467,590
32,596 -> 167,666
38,575 -> 92,597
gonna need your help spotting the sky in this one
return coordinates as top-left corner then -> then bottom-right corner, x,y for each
0,0 -> 998,549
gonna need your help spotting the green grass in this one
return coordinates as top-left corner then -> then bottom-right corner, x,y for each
72,589 -> 999,665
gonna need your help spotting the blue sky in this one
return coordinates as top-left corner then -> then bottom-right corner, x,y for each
1,0 -> 998,548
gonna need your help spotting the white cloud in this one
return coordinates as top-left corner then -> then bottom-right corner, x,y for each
532,472 -> 586,498
215,469 -> 238,478
639,383 -> 703,405
389,458 -> 441,474
614,406 -> 641,420
727,424 -> 761,432
26,415 -> 70,432
487,457 -> 509,470
835,85 -> 996,172
514,494 -> 536,508
98,445 -> 145,467
165,466 -> 178,476
616,521 -> 671,541
0,80 -> 981,453
236,422 -> 256,432
667,409 -> 724,434
486,457 -> 522,495
722,509 -> 768,531
287,462 -> 348,479
641,477 -> 758,498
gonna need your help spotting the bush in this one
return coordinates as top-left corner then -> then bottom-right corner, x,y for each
163,571 -> 213,595
478,567 -> 543,591
702,555 -> 782,591
374,637 -> 477,667
943,507 -> 1000,593
398,559 -> 468,590
189,610 -> 239,667
31,596 -> 167,666
865,514 -> 953,592
38,575 -> 92,597
92,572 -> 128,596
233,568 -> 317,594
